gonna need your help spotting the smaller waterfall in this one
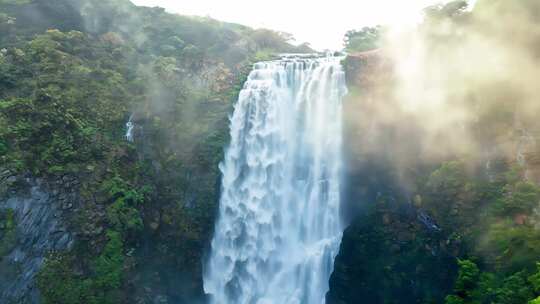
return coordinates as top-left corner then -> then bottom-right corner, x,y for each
125,114 -> 134,142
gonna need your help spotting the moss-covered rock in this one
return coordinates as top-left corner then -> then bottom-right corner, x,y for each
328,198 -> 458,304
0,208 -> 16,258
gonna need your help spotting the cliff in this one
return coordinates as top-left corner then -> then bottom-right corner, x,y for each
331,51 -> 459,303
0,1 -> 304,303
330,7 -> 540,300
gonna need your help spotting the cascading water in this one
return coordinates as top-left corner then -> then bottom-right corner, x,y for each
204,55 -> 347,304
125,114 -> 135,142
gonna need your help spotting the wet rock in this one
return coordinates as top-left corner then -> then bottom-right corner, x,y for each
327,201 -> 456,304
0,179 -> 74,304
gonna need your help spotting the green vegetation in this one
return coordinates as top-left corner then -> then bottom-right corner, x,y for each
0,0 -> 32,4
38,231 -> 125,304
445,259 -> 540,304
425,160 -> 540,303
424,1 -> 468,20
330,155 -> 540,303
492,182 -> 540,216
0,29 -> 132,176
38,175 -> 142,303
103,176 -> 145,237
328,195 -> 458,303
336,1 -> 540,297
343,26 -> 382,52
1,0 -> 540,303
0,209 -> 16,258
0,0 -> 307,302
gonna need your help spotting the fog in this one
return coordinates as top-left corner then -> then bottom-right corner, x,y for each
346,0 -> 540,189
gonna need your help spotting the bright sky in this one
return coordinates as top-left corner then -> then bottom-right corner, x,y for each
131,0 -> 448,50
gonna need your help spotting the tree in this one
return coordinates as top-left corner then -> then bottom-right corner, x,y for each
343,26 -> 382,52
530,297 -> 540,304
494,272 -> 534,304
528,263 -> 540,293
424,1 -> 468,19
454,259 -> 480,296
493,181 -> 540,216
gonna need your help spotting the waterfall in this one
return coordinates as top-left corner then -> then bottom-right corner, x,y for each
204,55 -> 347,304
125,114 -> 134,142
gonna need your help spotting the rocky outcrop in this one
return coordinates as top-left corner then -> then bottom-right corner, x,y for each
340,50 -> 426,220
343,50 -> 393,89
327,199 -> 457,304
331,51 -> 459,304
0,175 -> 74,304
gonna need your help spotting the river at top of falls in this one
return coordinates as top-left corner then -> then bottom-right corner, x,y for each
204,54 -> 348,304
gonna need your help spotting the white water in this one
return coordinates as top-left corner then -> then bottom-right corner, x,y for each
125,114 -> 134,142
204,55 -> 347,304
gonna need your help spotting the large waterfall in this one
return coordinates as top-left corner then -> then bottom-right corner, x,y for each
204,55 -> 347,304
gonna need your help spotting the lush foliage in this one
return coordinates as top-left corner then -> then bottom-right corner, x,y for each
0,0 -> 307,303
38,231 -> 125,304
420,159 -> 540,303
103,176 -> 146,237
0,29 -> 133,176
343,26 -> 382,52
444,259 -> 540,304
0,209 -> 16,258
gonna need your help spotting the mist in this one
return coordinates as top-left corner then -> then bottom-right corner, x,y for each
345,0 -> 540,191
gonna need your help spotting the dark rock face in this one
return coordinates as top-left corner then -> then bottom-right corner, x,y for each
327,200 -> 457,304
0,177 -> 73,304
342,50 -> 392,89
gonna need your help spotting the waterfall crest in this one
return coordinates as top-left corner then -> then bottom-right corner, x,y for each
204,55 -> 347,304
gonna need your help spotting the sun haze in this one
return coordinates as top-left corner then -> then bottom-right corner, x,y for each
131,0 -> 448,50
